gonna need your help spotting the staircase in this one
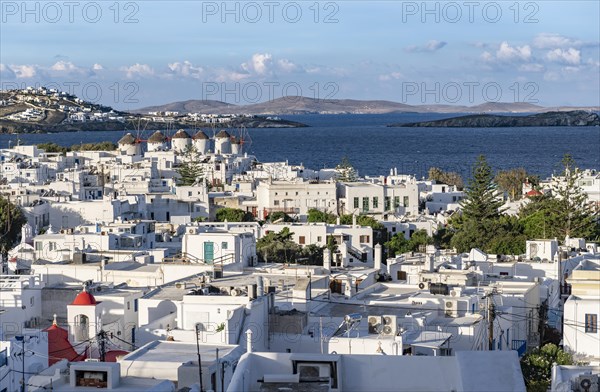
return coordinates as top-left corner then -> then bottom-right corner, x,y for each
346,244 -> 367,262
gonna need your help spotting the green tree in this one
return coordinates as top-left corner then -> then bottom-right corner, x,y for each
307,209 -> 337,224
215,208 -> 254,222
450,155 -> 506,252
0,196 -> 27,257
267,211 -> 294,223
176,146 -> 204,186
386,229 -> 433,256
519,196 -> 564,239
335,157 -> 358,182
428,167 -> 464,189
520,343 -> 573,392
71,142 -> 117,151
519,155 -> 599,242
432,226 -> 454,249
385,233 -> 411,256
37,143 -> 69,154
487,215 -> 527,255
300,244 -> 325,265
256,227 -> 300,263
550,154 -> 599,239
495,168 -> 532,201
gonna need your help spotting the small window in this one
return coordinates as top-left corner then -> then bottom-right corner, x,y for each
372,197 -> 378,209
274,200 -> 280,206
134,299 -> 139,312
394,196 -> 400,208
299,236 -> 306,245
585,314 -> 598,333
353,197 -> 359,209
359,235 -> 370,243
222,242 -> 228,250
30,297 -> 34,306
35,242 -> 43,251
317,236 -> 322,242
127,301 -> 130,310
403,196 -> 409,207
362,197 -> 369,212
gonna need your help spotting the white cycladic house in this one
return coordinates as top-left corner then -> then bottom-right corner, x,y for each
563,257 -> 600,364
256,179 -> 338,220
182,228 -> 256,267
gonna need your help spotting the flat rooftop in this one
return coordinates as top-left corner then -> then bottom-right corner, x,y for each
121,340 -> 237,365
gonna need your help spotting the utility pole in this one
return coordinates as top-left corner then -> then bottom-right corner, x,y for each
15,335 -> 25,392
99,330 -> 106,362
487,295 -> 496,351
195,324 -> 204,392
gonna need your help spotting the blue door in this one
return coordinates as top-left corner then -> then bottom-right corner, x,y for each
204,242 -> 214,262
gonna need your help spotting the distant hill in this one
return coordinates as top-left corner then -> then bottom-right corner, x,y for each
135,97 -> 600,115
131,99 -> 236,114
239,97 -> 417,114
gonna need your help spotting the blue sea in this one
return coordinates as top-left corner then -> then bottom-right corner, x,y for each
1,113 -> 598,179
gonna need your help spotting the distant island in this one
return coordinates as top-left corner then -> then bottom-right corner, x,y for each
0,88 -> 307,134
136,97 -> 600,115
389,111 -> 600,128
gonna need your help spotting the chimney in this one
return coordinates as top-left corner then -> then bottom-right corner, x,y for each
246,329 -> 253,353
323,248 -> 331,270
374,244 -> 382,271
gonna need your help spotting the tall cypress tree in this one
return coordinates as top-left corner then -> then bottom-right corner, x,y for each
551,154 -> 599,239
451,155 -> 505,252
176,146 -> 204,186
461,155 -> 504,221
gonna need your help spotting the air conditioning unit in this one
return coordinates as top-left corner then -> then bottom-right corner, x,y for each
188,228 -> 196,234
100,231 -> 107,235
573,374 -> 599,392
445,300 -> 458,317
450,287 -> 462,297
382,315 -> 397,336
297,363 -> 331,382
84,359 -> 100,362
368,315 -> 382,334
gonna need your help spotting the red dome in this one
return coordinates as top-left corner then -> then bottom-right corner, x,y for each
71,289 -> 97,305
526,189 -> 542,197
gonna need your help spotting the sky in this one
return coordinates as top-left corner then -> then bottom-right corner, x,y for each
1,0 -> 599,109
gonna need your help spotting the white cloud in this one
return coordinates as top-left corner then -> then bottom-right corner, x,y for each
378,72 -> 404,81
167,60 -> 204,79
241,53 -> 273,75
496,42 -> 531,62
519,63 -> 545,72
546,48 -> 581,65
0,64 -> 16,79
533,33 -> 584,49
405,40 -> 447,53
277,59 -> 299,73
213,69 -> 250,82
92,63 -> 104,71
121,63 -> 155,78
11,64 -> 38,78
50,60 -> 79,72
